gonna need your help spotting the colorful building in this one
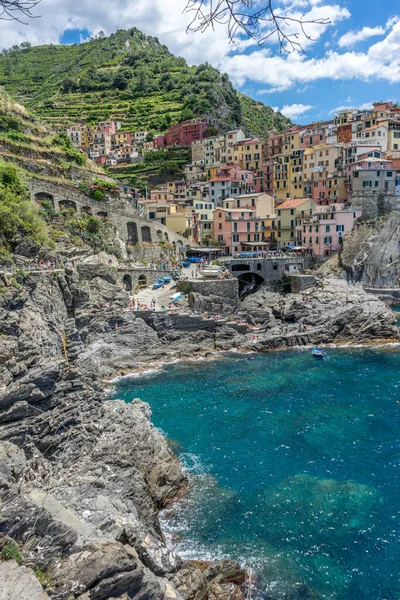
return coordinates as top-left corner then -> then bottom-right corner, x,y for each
213,208 -> 267,254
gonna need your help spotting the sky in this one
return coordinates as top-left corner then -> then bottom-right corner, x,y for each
0,0 -> 399,123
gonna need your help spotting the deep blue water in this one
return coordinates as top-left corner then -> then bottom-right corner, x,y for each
111,348 -> 400,600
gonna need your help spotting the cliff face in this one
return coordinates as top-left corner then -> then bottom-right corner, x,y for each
339,212 -> 400,286
0,239 -> 398,599
0,257 -> 247,599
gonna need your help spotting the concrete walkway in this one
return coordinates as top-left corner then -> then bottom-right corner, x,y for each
135,264 -> 199,309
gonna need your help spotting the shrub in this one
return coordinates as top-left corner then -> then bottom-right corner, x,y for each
0,161 -> 48,250
1,542 -> 23,564
86,217 -> 101,234
91,189 -> 105,201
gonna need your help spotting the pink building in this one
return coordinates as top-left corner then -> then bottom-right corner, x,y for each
305,205 -> 362,257
153,134 -> 165,149
156,119 -> 212,147
216,164 -> 255,189
213,208 -> 265,254
299,124 -> 327,149
97,121 -> 117,135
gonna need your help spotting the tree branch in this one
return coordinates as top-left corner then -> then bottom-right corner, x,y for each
0,0 -> 41,24
184,0 -> 330,53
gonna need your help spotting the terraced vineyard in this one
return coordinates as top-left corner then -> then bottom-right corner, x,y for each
0,28 -> 291,137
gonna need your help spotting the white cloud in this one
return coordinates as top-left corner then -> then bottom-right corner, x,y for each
329,102 -> 374,115
220,20 -> 400,90
338,26 -> 386,48
280,103 -> 314,119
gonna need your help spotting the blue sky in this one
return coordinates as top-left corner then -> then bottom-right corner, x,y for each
0,0 -> 399,123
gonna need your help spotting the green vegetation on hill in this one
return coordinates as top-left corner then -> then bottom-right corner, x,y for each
239,94 -> 291,138
0,92 -> 104,183
0,29 -> 290,137
108,146 -> 191,193
0,159 -> 48,256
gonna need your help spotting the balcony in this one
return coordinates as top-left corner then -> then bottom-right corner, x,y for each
226,215 -> 259,221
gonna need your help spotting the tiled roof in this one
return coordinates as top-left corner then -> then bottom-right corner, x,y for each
278,199 -> 310,209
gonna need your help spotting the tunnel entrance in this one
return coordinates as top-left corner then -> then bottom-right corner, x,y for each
122,274 -> 133,291
236,271 -> 265,297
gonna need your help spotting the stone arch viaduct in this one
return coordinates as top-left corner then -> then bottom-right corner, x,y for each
30,179 -> 192,248
222,256 -> 315,289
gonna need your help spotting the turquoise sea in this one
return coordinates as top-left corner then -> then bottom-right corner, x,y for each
111,347 -> 400,600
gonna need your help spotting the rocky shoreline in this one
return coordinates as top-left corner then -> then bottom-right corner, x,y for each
1,248 -> 399,600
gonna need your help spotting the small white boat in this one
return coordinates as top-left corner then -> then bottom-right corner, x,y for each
312,348 -> 326,359
171,292 -> 184,303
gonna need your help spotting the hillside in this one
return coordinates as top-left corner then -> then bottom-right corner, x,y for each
239,94 -> 291,138
0,28 -> 290,136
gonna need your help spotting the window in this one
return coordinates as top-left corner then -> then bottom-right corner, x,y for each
218,235 -> 224,242
362,181 -> 372,188
278,231 -> 281,238
277,210 -> 281,216
218,212 -> 222,218
387,171 -> 393,177
324,236 -> 332,244
315,237 -> 319,244
218,223 -> 222,230
326,225 -> 331,232
233,234 -> 239,242
336,224 -> 344,232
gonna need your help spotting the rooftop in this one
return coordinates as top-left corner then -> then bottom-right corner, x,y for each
278,199 -> 312,209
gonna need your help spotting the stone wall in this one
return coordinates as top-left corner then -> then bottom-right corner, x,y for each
117,267 -> 170,291
223,256 -> 315,287
29,179 -> 192,248
352,191 -> 400,219
289,273 -> 317,293
177,279 -> 239,315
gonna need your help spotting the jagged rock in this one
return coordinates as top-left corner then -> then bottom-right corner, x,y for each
1,234 -> 397,600
0,560 -> 49,600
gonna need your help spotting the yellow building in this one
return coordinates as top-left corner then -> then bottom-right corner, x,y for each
274,198 -> 315,246
273,154 -> 289,202
223,192 -> 274,218
233,138 -> 266,171
282,129 -> 300,155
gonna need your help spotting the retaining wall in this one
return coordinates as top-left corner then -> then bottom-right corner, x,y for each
352,191 -> 400,219
30,178 -> 192,247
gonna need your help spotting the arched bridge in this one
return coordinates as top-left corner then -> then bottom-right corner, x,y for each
30,179 -> 192,248
223,256 -> 314,290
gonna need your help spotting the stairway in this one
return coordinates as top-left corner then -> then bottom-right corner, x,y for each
64,318 -> 85,362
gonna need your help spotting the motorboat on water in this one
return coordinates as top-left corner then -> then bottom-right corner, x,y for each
312,348 -> 326,359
